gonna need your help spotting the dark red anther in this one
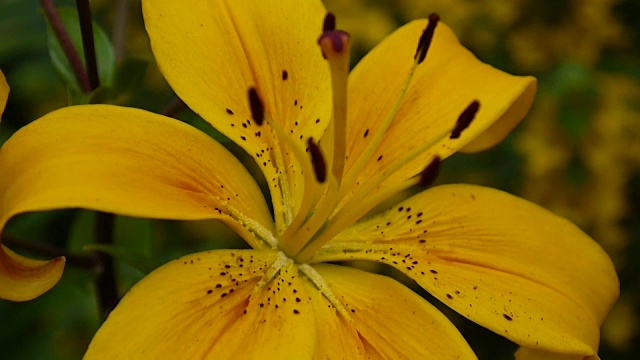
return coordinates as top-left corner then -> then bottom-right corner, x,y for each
414,13 -> 440,64
307,138 -> 327,183
248,87 -> 264,126
450,100 -> 480,139
418,156 -> 441,187
323,12 -> 336,32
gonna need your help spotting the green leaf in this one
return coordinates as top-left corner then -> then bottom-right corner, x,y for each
0,1 -> 46,63
67,210 -> 95,253
113,58 -> 148,94
44,7 -> 115,99
113,216 -> 153,255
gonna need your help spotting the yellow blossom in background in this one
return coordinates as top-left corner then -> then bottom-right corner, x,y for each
399,0 -> 523,51
516,95 -> 581,222
516,95 -> 573,180
507,0 -> 626,72
583,75 -> 640,256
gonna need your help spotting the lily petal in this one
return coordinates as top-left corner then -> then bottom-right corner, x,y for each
0,105 -> 274,240
0,106 -> 274,270
86,250 -> 315,359
314,184 -> 618,355
313,263 -> 477,359
0,245 -> 65,301
142,0 -> 332,228
344,20 -> 536,191
301,275 -> 366,359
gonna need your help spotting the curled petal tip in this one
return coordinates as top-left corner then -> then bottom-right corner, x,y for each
0,246 -> 66,302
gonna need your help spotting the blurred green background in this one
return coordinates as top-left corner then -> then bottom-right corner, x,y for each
1,0 -> 638,358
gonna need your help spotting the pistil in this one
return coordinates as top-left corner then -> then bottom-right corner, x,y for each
277,134 -> 331,257
246,87 -> 294,233
318,22 -> 350,184
279,15 -> 352,258
338,14 -> 441,200
293,16 -> 442,262
256,110 -> 319,254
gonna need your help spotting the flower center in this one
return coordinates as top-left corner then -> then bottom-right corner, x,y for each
245,13 -> 478,264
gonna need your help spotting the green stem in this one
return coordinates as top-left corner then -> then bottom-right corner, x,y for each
112,0 -> 130,65
76,0 -> 100,90
76,0 -> 116,318
40,0 -> 91,93
95,212 -> 118,319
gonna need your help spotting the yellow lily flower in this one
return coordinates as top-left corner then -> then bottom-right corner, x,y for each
0,0 -> 618,358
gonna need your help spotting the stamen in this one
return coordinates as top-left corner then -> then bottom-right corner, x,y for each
418,156 -> 441,187
261,110 -> 337,261
294,15 -> 448,261
261,113 -> 317,239
340,16 -> 436,196
450,100 -> 480,139
217,200 -> 279,249
248,87 -> 265,126
307,137 -> 327,183
414,13 -> 440,64
287,176 -> 339,259
323,12 -> 336,32
282,19 -> 352,258
261,110 -> 294,232
295,128 -> 448,263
